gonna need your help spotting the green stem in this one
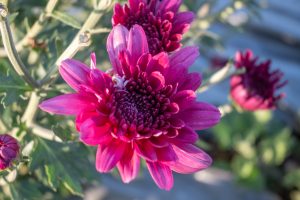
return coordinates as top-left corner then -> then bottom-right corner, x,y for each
0,0 -> 59,57
0,4 -> 40,88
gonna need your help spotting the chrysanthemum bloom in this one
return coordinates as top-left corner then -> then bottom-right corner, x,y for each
230,50 -> 287,111
40,25 -> 220,190
112,0 -> 194,55
0,134 -> 20,170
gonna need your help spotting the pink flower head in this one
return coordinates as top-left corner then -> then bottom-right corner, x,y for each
0,134 -> 19,170
230,50 -> 287,111
112,0 -> 194,55
39,25 -> 220,190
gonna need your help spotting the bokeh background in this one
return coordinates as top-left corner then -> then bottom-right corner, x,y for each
0,0 -> 299,199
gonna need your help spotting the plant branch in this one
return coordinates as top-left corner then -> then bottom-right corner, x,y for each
30,124 -> 62,142
21,92 -> 40,127
0,0 -> 59,57
39,0 -> 112,86
197,62 -> 245,93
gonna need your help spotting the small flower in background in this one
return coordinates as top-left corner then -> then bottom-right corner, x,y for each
112,0 -> 194,55
230,50 -> 287,111
39,24 -> 220,190
0,134 -> 20,170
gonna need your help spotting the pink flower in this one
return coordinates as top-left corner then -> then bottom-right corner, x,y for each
0,134 -> 20,170
112,0 -> 194,55
230,50 -> 287,111
40,25 -> 220,190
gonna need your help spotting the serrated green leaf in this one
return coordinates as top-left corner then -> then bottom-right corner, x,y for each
45,165 -> 60,191
50,11 -> 81,29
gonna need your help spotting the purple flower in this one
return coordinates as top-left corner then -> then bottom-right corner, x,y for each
230,50 -> 287,111
112,0 -> 194,55
40,25 -> 220,190
0,134 -> 19,170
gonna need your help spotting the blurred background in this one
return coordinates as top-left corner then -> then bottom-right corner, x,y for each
0,0 -> 299,199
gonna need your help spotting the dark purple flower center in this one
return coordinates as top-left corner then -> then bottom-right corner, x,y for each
124,5 -> 172,54
112,73 -> 173,136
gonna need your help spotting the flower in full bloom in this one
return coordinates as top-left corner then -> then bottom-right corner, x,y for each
230,50 -> 287,111
112,0 -> 194,55
0,134 -> 20,170
39,25 -> 220,190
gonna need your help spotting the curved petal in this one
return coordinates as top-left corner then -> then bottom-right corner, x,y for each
96,139 -> 126,173
39,94 -> 96,115
135,141 -> 157,161
107,24 -> 129,75
146,161 -> 173,190
170,46 -> 199,69
158,0 -> 181,13
172,11 -> 195,34
59,59 -> 91,91
117,148 -> 140,183
170,144 -> 212,174
80,118 -> 111,146
171,126 -> 198,143
178,102 -> 220,130
128,25 -> 149,66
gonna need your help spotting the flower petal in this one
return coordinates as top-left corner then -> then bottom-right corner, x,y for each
171,126 -> 199,143
170,143 -> 212,173
107,24 -> 129,75
158,0 -> 181,13
172,11 -> 194,34
146,161 -> 173,190
80,117 -> 111,146
39,94 -> 95,115
96,139 -> 126,172
117,148 -> 140,183
135,141 -> 157,161
178,102 -> 220,130
128,25 -> 149,66
59,59 -> 90,91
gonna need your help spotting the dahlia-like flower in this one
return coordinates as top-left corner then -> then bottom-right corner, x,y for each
40,25 -> 220,190
230,50 -> 287,111
0,134 -> 19,170
112,0 -> 194,55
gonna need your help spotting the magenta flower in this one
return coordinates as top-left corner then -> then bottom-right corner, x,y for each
40,25 -> 220,190
0,134 -> 20,170
112,0 -> 194,55
230,50 -> 287,111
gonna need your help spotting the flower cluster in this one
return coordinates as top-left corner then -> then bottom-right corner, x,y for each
0,134 -> 19,170
230,50 -> 287,111
112,0 -> 194,55
40,22 -> 221,190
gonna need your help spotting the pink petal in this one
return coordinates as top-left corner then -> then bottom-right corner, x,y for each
170,46 -> 199,69
146,52 -> 169,74
146,161 -> 173,190
156,145 -> 178,162
135,141 -> 157,161
172,90 -> 196,110
178,72 -> 202,91
39,94 -> 95,115
178,102 -> 220,130
90,52 -> 97,69
117,148 -> 140,183
158,0 -> 181,13
170,144 -> 212,173
107,24 -> 129,76
172,11 -> 195,34
96,139 -> 126,173
128,25 -> 149,66
148,71 -> 165,91
171,126 -> 199,143
80,117 -> 111,146
59,59 -> 90,91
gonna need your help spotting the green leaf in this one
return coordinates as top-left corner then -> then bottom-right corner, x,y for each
284,169 -> 300,189
45,165 -> 60,191
8,12 -> 19,23
51,123 -> 75,142
50,11 -> 81,29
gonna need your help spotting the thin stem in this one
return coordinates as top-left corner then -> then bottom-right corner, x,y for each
21,92 -> 40,127
39,0 -> 112,86
0,0 -> 59,57
197,62 -> 245,93
30,124 -> 62,142
0,4 -> 40,88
